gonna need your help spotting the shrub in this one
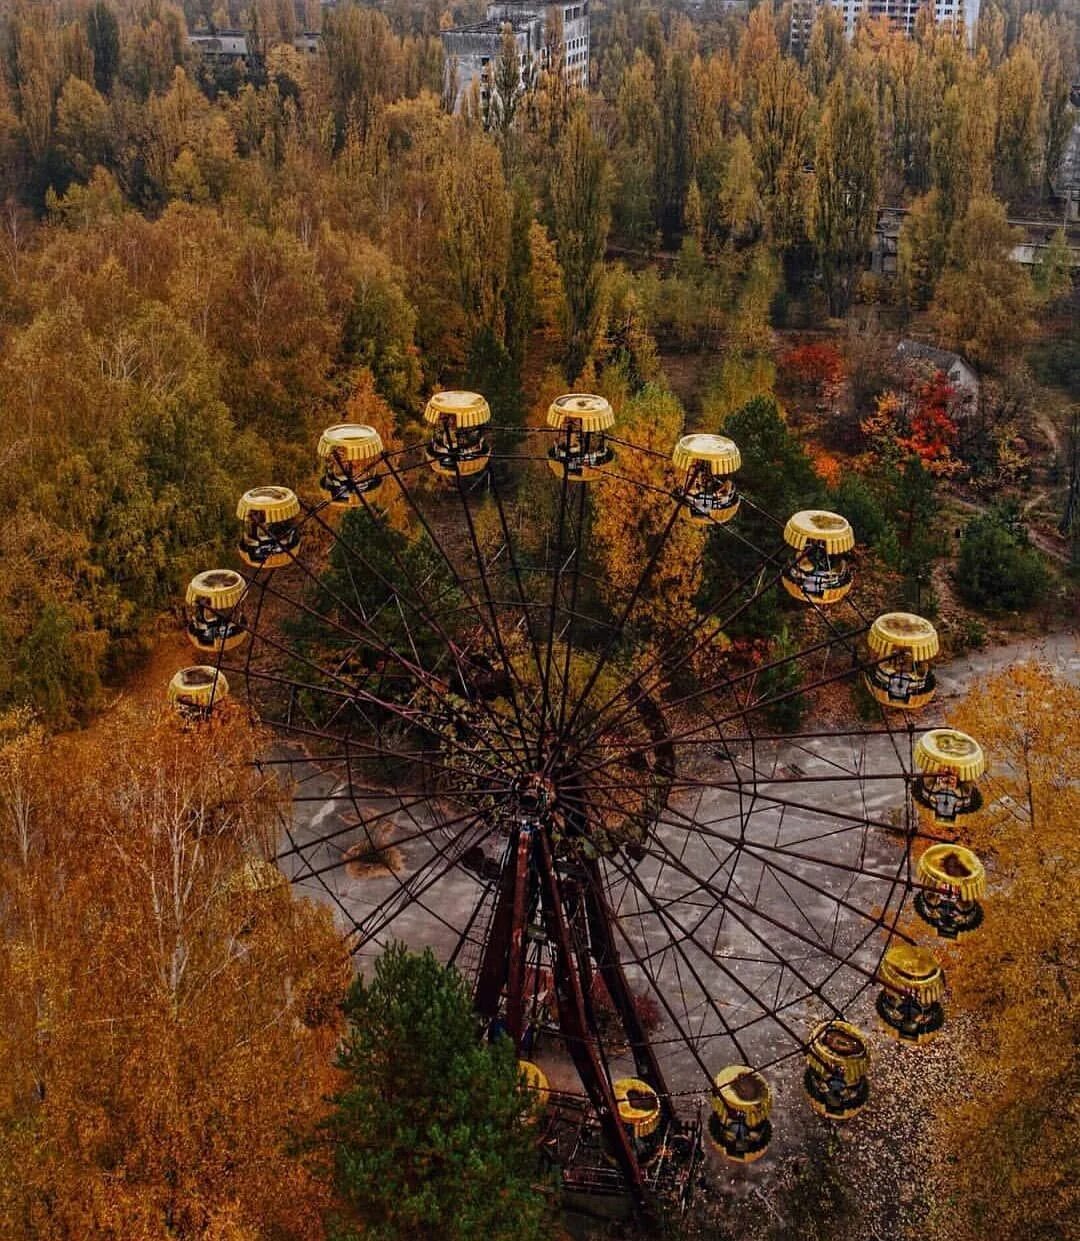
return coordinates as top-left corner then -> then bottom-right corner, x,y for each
955,507 -> 1050,613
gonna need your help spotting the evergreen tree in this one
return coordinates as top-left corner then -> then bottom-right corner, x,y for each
325,944 -> 550,1241
758,624 -> 808,731
86,2 -> 120,96
701,396 -> 824,635
956,505 -> 1050,613
13,603 -> 101,727
503,179 -> 535,373
303,506 -> 461,676
463,325 -> 524,447
883,456 -> 943,612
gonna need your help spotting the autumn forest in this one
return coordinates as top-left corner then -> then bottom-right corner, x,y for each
0,0 -> 1077,1238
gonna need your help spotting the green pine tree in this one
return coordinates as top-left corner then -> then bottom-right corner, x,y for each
701,395 -> 824,636
324,944 -> 551,1241
955,505 -> 1050,613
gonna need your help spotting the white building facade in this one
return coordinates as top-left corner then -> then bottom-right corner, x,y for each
442,1 -> 589,114
791,0 -> 981,52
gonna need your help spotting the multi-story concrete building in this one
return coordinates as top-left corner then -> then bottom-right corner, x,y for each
187,30 -> 322,61
790,0 -> 980,53
442,1 -> 589,115
187,30 -> 250,62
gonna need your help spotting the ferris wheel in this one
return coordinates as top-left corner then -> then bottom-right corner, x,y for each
167,391 -> 991,1209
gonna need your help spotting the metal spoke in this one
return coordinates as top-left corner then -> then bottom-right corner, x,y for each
227,423 -> 937,1200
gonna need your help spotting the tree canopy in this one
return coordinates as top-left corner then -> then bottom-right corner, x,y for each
930,663 -> 1080,1241
0,703 -> 346,1237
324,943 -> 551,1241
955,505 -> 1050,612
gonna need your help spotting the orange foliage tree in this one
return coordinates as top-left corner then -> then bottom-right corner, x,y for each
928,663 -> 1080,1241
0,705 -> 347,1238
780,341 -> 846,405
859,371 -> 966,479
807,445 -> 843,489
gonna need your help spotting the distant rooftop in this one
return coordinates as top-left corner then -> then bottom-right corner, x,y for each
897,340 -> 979,396
897,340 -> 971,371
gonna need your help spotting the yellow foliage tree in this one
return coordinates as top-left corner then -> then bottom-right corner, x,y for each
590,385 -> 702,640
0,705 -> 347,1238
928,662 -> 1080,1241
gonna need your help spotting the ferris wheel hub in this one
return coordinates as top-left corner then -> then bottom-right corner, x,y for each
510,772 -> 557,820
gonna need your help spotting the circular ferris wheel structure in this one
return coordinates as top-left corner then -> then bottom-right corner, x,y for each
169,390 -> 991,1210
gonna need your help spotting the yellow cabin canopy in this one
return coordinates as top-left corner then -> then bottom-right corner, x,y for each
236,486 -> 300,524
167,665 -> 229,708
423,390 -> 491,428
612,1077 -> 661,1139
517,1060 -> 550,1111
914,729 -> 986,782
783,510 -> 855,555
867,612 -> 940,662
917,844 -> 986,900
711,1065 -> 772,1128
318,423 -> 384,462
546,393 -> 615,433
186,569 -> 247,611
806,1020 -> 870,1086
672,433 -> 741,476
877,943 -> 946,1003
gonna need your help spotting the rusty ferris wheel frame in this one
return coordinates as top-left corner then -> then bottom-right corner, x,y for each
193,418 -> 981,1209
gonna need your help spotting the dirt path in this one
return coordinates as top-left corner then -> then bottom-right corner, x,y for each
1034,407 -> 1061,459
1021,486 -> 1047,515
946,490 -> 1070,563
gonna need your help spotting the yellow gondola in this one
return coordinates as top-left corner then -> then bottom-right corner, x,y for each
876,944 -> 946,1043
517,1060 -> 550,1122
672,433 -> 742,524
317,423 -> 384,503
864,612 -> 939,710
167,665 -> 229,719
613,1076 -> 662,1140
781,510 -> 855,604
185,570 -> 248,653
223,857 -> 288,934
225,857 -> 287,896
915,843 -> 986,938
708,1065 -> 772,1162
237,486 -> 302,569
601,1077 -> 665,1167
547,393 -> 615,482
913,728 -> 986,825
424,391 -> 491,477
803,1020 -> 870,1120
